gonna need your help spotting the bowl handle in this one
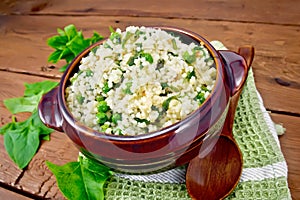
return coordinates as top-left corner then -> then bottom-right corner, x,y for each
38,87 -> 63,132
219,46 -> 254,96
219,46 -> 254,133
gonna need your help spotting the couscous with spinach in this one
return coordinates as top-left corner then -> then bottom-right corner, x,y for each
65,26 -> 216,136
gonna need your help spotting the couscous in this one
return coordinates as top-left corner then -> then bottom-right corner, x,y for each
65,26 -> 216,136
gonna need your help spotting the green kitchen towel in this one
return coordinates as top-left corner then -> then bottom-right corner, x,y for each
102,41 -> 291,200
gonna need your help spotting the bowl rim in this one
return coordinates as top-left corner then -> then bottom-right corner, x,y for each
57,26 -> 225,141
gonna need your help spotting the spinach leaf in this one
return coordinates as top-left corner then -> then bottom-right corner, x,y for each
24,81 -> 59,96
3,111 -> 53,169
4,93 -> 42,114
1,80 -> 58,169
46,156 -> 113,200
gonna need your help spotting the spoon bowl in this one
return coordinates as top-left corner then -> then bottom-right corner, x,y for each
186,46 -> 254,200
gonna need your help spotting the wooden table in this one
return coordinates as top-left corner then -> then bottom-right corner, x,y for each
0,1 -> 299,199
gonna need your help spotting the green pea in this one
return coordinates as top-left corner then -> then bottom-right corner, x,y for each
100,123 -> 110,132
96,112 -> 108,125
97,101 -> 109,112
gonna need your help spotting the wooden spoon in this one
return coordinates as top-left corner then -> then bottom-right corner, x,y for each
186,46 -> 254,200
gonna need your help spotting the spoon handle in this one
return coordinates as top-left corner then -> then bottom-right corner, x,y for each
222,46 -> 255,136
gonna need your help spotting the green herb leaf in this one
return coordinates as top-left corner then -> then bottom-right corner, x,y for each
141,52 -> 153,64
162,96 -> 178,111
1,80 -> 57,168
134,117 -> 150,125
3,93 -> 43,114
46,156 -> 113,200
64,24 -> 78,40
68,32 -> 90,56
123,81 -> 133,94
24,81 -> 59,97
122,32 -> 134,48
47,24 -> 104,72
47,35 -> 69,50
186,69 -> 196,80
3,111 -> 53,169
47,49 -> 63,63
183,51 -> 196,64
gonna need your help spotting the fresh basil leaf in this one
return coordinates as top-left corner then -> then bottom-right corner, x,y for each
3,93 -> 42,114
64,24 -> 78,40
46,156 -> 113,200
47,35 -> 68,50
24,80 -> 58,97
4,118 -> 40,169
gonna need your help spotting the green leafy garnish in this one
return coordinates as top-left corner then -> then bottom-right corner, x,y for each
1,80 -> 58,169
186,69 -> 196,80
123,81 -> 133,94
134,117 -> 150,125
47,24 -> 104,72
171,38 -> 178,50
140,52 -> 153,64
122,31 -> 134,48
195,92 -> 206,104
162,96 -> 178,111
183,51 -> 196,64
127,51 -> 153,66
4,93 -> 43,114
46,156 -> 114,200
111,113 -> 122,124
4,111 -> 53,169
109,26 -> 121,44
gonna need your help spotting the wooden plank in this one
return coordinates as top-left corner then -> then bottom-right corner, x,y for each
274,113 -> 300,200
0,71 -> 77,199
0,187 -> 32,200
0,15 -> 300,114
0,0 -> 300,26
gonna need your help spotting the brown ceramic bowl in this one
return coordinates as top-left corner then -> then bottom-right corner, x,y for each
38,26 -> 248,174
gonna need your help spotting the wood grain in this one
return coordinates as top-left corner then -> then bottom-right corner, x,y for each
0,0 -> 299,199
1,0 -> 300,26
273,113 -> 300,200
0,15 -> 299,115
0,187 -> 31,200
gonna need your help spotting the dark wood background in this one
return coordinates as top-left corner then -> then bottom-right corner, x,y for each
0,0 -> 299,199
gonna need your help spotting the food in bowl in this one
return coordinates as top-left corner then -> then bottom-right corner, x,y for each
65,26 -> 216,136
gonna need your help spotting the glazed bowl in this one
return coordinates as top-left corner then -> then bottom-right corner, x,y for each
38,26 -> 248,174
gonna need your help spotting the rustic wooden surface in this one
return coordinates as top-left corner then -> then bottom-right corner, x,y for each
0,0 -> 299,199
